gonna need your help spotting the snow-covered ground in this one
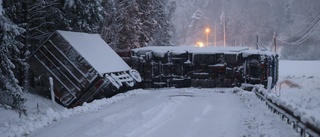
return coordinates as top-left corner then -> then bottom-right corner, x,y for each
0,60 -> 319,137
2,89 -> 298,137
276,60 -> 320,122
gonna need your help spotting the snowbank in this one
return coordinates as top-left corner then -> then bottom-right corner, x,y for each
0,89 -> 149,137
267,60 -> 320,131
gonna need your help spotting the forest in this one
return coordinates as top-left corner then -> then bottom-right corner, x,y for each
0,0 -> 175,112
1,0 -> 320,112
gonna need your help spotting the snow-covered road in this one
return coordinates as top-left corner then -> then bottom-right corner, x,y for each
30,88 -> 299,137
2,60 -> 317,137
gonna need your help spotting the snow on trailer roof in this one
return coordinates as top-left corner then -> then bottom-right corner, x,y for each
132,46 -> 250,54
57,30 -> 131,75
132,46 -> 277,57
241,50 -> 277,58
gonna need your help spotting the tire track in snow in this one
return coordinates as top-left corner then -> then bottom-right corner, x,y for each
201,104 -> 212,115
29,88 -> 299,137
139,89 -> 244,137
125,95 -> 186,137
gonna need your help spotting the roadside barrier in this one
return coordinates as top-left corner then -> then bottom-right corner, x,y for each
252,85 -> 320,137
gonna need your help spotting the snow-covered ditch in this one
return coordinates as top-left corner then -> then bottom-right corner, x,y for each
254,85 -> 320,135
279,61 -> 320,121
263,60 -> 320,133
0,90 -> 150,137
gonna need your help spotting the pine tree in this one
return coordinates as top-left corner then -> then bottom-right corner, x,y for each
149,0 -> 176,46
102,0 -> 175,49
136,0 -> 158,47
103,0 -> 142,49
101,0 -> 119,49
3,0 -> 71,50
2,0 -> 105,92
2,0 -> 76,90
0,8 -> 26,111
63,0 -> 106,33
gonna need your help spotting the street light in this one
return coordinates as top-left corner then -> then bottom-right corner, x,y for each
196,41 -> 204,47
214,23 -> 217,47
205,28 -> 210,46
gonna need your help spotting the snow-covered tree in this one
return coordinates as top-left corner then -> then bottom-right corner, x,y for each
102,0 -> 175,49
103,0 -> 143,49
136,0 -> 157,46
2,0 -> 105,90
149,0 -> 176,46
0,3 -> 26,111
101,0 -> 118,49
3,0 -> 105,49
2,0 -> 63,89
63,0 -> 106,33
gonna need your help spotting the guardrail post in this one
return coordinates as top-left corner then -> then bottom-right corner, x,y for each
267,77 -> 272,93
49,77 -> 55,110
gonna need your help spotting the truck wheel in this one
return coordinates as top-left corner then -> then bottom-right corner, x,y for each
129,69 -> 142,82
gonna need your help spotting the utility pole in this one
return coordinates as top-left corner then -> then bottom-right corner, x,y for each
223,19 -> 226,47
256,34 -> 259,50
214,22 -> 217,47
273,32 -> 277,52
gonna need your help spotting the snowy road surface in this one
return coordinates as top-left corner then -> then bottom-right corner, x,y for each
30,88 -> 298,137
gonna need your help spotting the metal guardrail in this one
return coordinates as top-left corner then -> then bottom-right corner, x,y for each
252,86 -> 320,137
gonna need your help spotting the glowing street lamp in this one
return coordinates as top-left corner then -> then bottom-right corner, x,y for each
205,28 -> 210,46
196,41 -> 204,47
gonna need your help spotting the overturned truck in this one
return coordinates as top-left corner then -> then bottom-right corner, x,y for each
29,30 -> 141,108
124,46 -> 278,88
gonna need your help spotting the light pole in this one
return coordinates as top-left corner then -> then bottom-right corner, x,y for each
273,32 -> 277,52
214,23 -> 217,47
205,28 -> 210,46
223,20 -> 226,47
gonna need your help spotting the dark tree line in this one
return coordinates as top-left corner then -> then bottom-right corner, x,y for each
0,0 -> 175,111
102,0 -> 176,49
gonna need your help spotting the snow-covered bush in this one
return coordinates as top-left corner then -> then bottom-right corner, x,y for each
0,11 -> 26,111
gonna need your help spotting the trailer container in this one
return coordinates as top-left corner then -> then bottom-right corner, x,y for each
125,46 -> 278,88
29,30 -> 141,108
